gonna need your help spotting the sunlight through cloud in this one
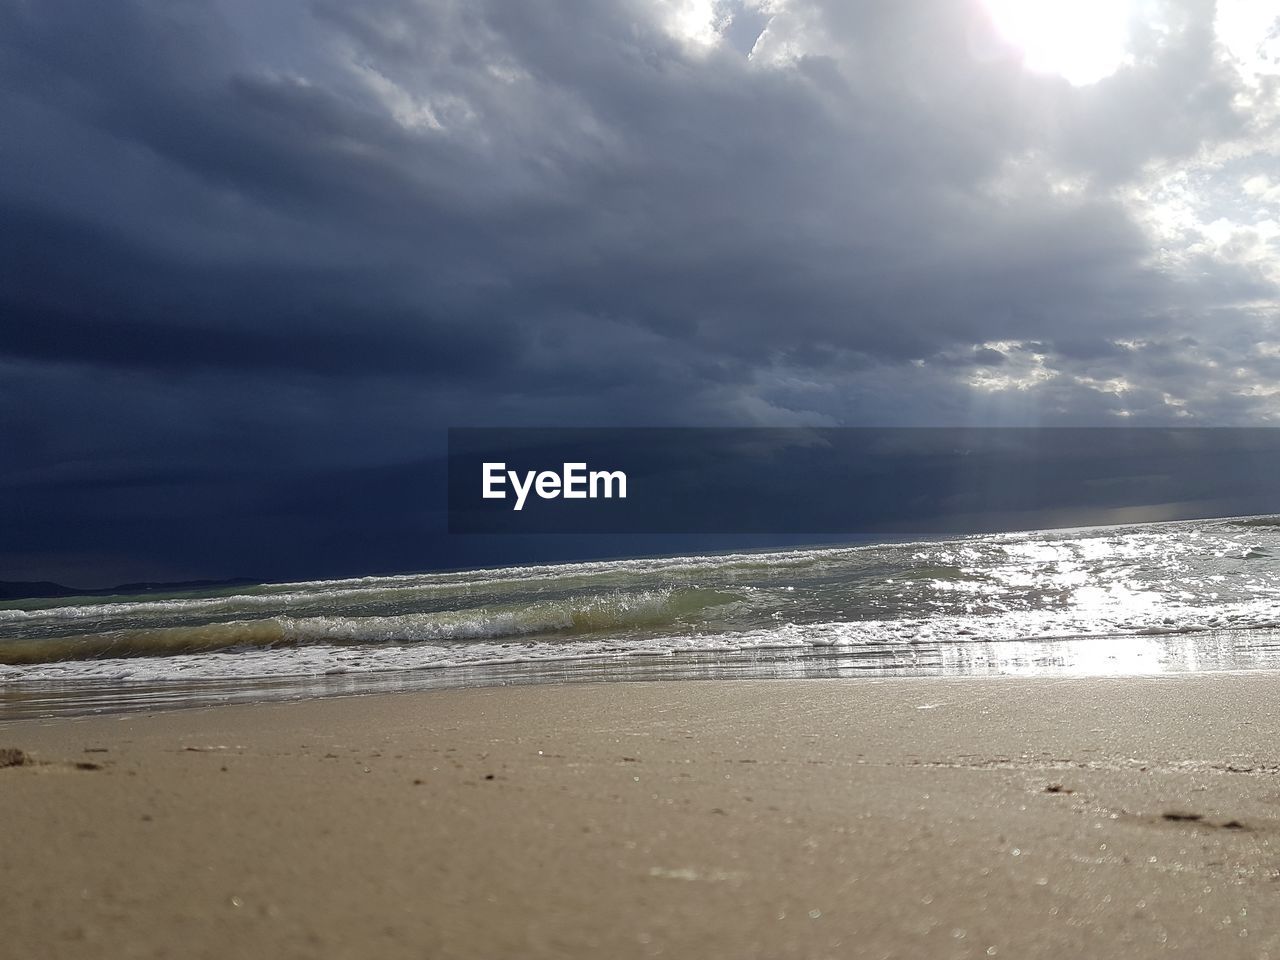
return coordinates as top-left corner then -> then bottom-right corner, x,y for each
983,0 -> 1136,85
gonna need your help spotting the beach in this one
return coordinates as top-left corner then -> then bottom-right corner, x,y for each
3,674 -> 1278,958
8,0 -> 1280,955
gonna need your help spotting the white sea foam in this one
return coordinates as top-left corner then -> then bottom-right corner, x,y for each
5,599 -> 1280,684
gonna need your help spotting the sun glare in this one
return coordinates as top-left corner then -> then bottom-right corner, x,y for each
983,0 -> 1135,86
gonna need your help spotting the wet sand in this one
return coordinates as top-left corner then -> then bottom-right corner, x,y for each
2,674 -> 1278,958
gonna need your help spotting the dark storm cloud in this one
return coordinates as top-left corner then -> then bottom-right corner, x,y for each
0,204 -> 524,377
2,0 -> 1278,582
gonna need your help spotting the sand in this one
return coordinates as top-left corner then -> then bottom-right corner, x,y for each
2,674 -> 1278,959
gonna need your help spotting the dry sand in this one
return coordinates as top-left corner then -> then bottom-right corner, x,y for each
2,674 -> 1279,959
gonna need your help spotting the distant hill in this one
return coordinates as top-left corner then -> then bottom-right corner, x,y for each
0,578 -> 259,602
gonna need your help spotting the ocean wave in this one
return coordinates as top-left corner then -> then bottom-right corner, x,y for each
0,545 -> 889,623
1229,515 -> 1280,528
7,609 -> 1280,687
0,587 -> 741,665
6,516 -> 1280,689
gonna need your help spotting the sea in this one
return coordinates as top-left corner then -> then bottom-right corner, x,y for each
4,516 -> 1280,719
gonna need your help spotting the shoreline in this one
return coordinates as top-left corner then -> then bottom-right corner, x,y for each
3,674 -> 1279,957
8,625 -> 1280,721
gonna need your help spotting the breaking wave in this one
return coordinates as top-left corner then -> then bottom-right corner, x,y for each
0,587 -> 741,665
7,516 -> 1280,704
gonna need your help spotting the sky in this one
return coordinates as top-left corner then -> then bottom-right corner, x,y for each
1,0 -> 1279,585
